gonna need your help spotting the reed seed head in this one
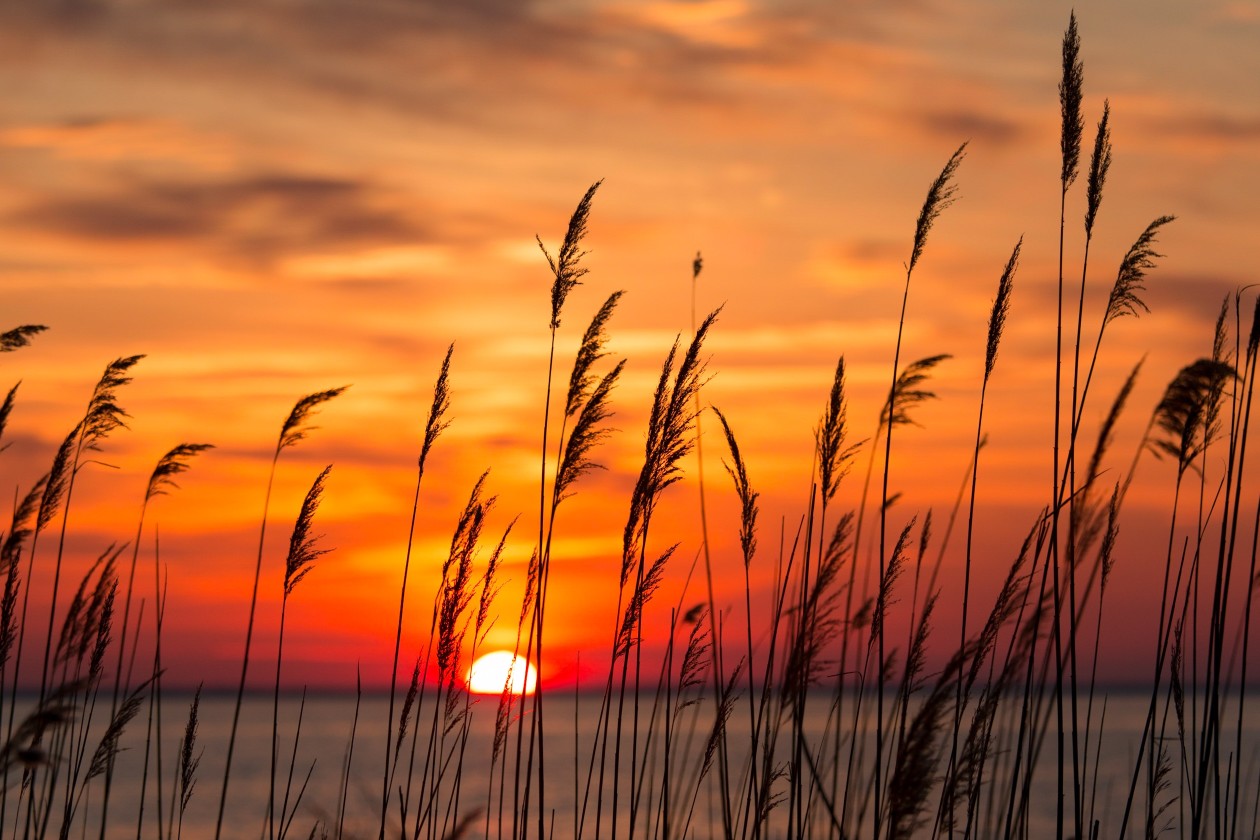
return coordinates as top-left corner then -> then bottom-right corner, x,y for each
475,519 -> 516,643
278,387 -> 349,453
38,427 -> 77,533
0,324 -> 47,352
420,344 -> 453,470
179,684 -> 203,812
883,354 -> 952,430
1149,357 -> 1235,475
1060,11 -> 1084,189
542,180 -> 602,330
817,357 -> 860,503
565,290 -> 623,418
2,475 -> 47,573
984,238 -> 1021,381
1249,292 -> 1260,361
284,465 -> 333,597
0,383 -> 19,449
88,680 -> 146,781
556,360 -> 624,504
909,143 -> 967,275
1105,215 -> 1175,325
622,308 -> 720,585
1085,100 -> 1112,237
81,354 -> 144,454
146,443 -> 214,501
713,406 -> 759,568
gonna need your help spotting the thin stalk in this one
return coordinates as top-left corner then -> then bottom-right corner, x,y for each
215,385 -> 345,840
381,345 -> 451,840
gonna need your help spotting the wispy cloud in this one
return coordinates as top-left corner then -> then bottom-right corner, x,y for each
0,117 -> 234,168
12,172 -> 429,266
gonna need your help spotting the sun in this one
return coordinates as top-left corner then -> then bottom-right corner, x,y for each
466,650 -> 538,695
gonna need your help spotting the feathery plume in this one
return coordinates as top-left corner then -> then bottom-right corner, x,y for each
1060,12 -> 1084,189
782,514 -> 853,697
817,357 -> 862,502
437,475 -> 493,677
917,509 -> 933,566
88,679 -> 147,780
87,581 -> 116,683
942,685 -> 1000,834
38,426 -> 78,533
55,546 -> 120,668
902,593 -> 938,695
420,344 -> 453,469
1105,216 -> 1175,324
278,387 -> 349,453
565,290 -> 624,417
883,354 -> 952,429
676,608 -> 711,702
541,180 -> 602,329
713,407 -> 759,567
966,537 -> 1033,694
1099,485 -> 1121,592
1205,296 -> 1232,444
909,143 -> 967,275
616,545 -> 677,657
1211,295 -> 1230,367
0,559 -> 18,670
1248,292 -> 1260,360
0,682 -> 83,773
80,355 -> 144,453
475,519 -> 516,644
491,664 -> 515,763
1085,100 -> 1112,237
1150,746 -> 1177,831
621,308 -> 720,584
2,475 -> 47,572
395,658 -> 421,763
0,324 -> 47,352
284,465 -> 333,596
519,549 -> 539,626
146,443 -> 214,501
180,685 -> 204,812
0,383 -> 18,450
556,360 -> 625,503
985,238 -> 1021,380
1149,358 -> 1235,474
886,653 -> 964,839
698,662 -> 742,782
873,520 -> 915,639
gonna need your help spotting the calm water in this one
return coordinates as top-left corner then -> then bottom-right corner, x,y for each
10,688 -> 1260,839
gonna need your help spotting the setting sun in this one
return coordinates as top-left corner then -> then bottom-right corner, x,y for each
466,651 -> 538,696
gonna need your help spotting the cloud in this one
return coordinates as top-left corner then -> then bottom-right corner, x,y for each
0,0 -> 930,143
12,172 -> 432,266
1142,111 -> 1260,148
0,117 -> 233,168
910,108 -> 1027,146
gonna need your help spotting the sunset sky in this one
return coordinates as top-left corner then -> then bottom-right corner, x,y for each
2,0 -> 1259,689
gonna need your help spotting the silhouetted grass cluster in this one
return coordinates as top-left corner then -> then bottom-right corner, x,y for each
2,13 -> 1259,840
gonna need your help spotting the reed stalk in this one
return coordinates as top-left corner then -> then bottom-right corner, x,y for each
215,386 -> 346,840
380,345 -> 452,840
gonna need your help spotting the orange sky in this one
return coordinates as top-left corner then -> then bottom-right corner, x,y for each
2,1 -> 1259,689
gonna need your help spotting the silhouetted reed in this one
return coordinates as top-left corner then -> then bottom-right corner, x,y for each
216,386 -> 346,840
3,14 -> 1259,840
